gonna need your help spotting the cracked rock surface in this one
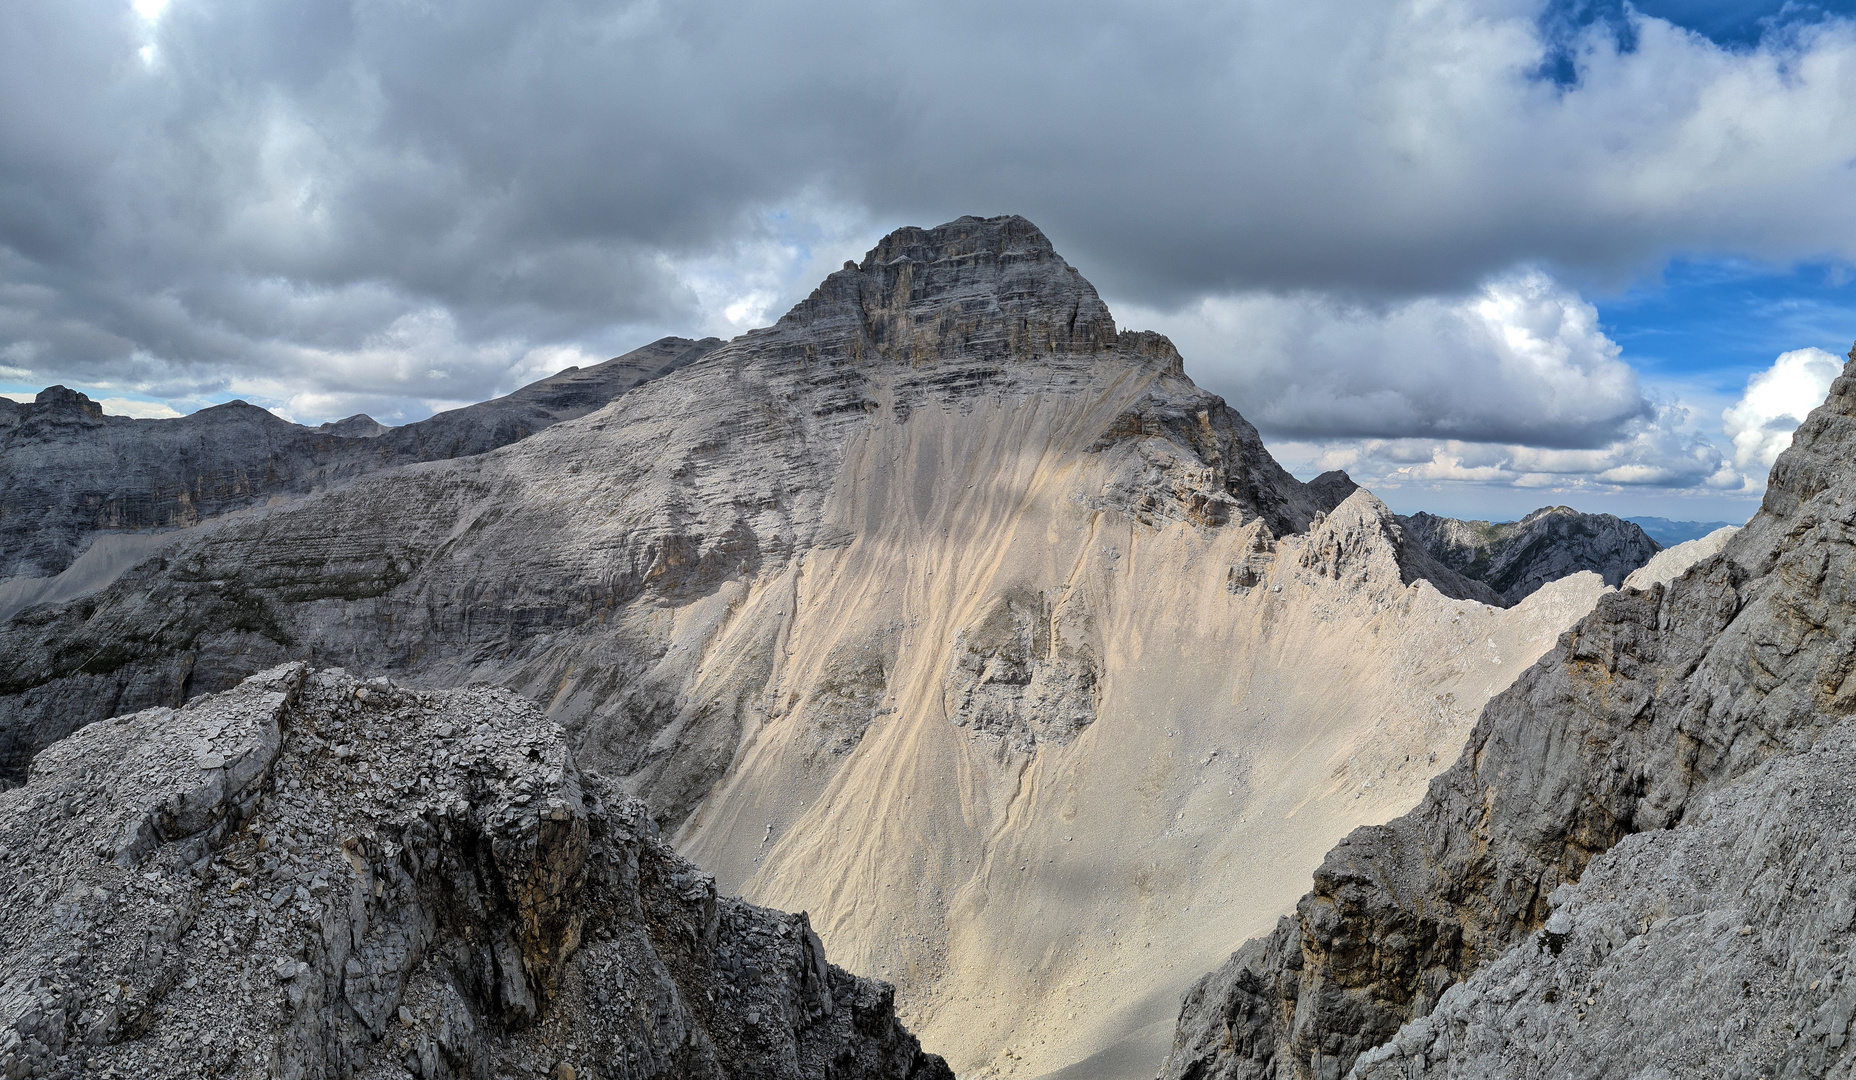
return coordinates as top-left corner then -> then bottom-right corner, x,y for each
1352,716 -> 1856,1080
0,664 -> 949,1080
1161,346 -> 1856,1080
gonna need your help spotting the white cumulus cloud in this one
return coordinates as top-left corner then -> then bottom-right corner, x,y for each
1722,347 -> 1847,472
98,397 -> 182,419
1121,270 -> 1647,448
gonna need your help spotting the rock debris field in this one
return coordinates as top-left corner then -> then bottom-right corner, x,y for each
0,663 -> 949,1080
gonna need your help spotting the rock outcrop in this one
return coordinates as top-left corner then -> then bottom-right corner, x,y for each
1351,715 -> 1856,1080
1401,506 -> 1661,604
0,336 -> 719,582
1161,347 -> 1856,1080
0,216 -> 1614,1078
1623,524 -> 1738,591
0,664 -> 950,1080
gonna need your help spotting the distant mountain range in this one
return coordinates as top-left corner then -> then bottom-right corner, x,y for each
1402,506 -> 1660,605
1626,514 -> 1746,546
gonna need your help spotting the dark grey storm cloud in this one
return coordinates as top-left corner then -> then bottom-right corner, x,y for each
2,0 -> 1854,433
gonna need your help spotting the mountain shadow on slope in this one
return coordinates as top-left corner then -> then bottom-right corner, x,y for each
1161,344 -> 1856,1080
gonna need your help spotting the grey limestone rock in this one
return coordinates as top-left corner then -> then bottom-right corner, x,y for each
0,337 -> 719,582
1401,506 -> 1661,605
1300,490 -> 1503,607
0,663 -> 950,1080
944,585 -> 1101,753
1351,716 -> 1856,1080
1160,345 -> 1856,1080
318,415 -> 390,439
0,216 -> 1369,802
1623,524 -> 1739,591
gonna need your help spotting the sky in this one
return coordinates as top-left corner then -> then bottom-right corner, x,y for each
3,0 -> 1856,522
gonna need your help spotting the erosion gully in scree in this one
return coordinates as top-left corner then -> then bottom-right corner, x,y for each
4,216 -> 1850,1080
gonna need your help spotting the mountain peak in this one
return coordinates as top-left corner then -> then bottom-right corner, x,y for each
773,214 -> 1118,363
855,214 -> 1056,270
31,385 -> 103,419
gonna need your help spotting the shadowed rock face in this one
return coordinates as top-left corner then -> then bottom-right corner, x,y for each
1400,506 -> 1661,605
0,664 -> 951,1080
0,215 -> 1338,789
0,336 -> 720,582
1162,347 -> 1856,1080
0,215 -> 1615,1079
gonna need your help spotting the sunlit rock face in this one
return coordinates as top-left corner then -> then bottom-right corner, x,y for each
0,216 -> 1617,1078
1164,349 -> 1856,1080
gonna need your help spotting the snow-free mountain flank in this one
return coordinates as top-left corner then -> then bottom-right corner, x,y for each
0,663 -> 951,1080
0,215 -> 1647,1079
1163,346 -> 1856,1080
0,336 -> 720,582
1401,505 -> 1660,605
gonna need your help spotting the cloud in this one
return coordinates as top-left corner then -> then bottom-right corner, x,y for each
1264,396 -> 1747,514
1722,346 -> 1848,471
1121,271 -> 1650,448
97,397 -> 183,418
2,0 -> 1856,429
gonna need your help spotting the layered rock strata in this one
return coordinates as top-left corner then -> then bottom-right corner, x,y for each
1161,348 -> 1856,1080
0,216 -> 1616,1078
0,663 -> 949,1080
0,336 -> 719,582
1401,506 -> 1660,604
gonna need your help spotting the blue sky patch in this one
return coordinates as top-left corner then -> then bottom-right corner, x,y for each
1538,0 -> 1856,86
1595,257 -> 1856,397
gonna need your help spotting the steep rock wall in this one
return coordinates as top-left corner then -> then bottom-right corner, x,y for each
0,216 -> 1615,1079
0,337 -> 718,582
1161,347 -> 1856,1080
1402,507 -> 1660,604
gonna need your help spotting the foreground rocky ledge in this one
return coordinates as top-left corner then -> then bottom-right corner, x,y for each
0,664 -> 950,1080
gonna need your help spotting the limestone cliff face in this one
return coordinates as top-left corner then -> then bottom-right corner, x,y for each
1162,348 -> 1856,1080
0,337 -> 718,582
0,216 -> 1611,1079
1400,506 -> 1660,605
0,664 -> 949,1080
0,216 -> 1333,791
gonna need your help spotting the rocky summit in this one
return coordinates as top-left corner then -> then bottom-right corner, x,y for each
0,663 -> 950,1080
0,215 -> 1703,1080
1161,346 -> 1856,1080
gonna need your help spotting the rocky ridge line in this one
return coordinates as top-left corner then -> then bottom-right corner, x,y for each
0,336 -> 720,582
0,215 -> 1351,793
0,214 -> 1634,1078
0,663 -> 949,1080
1160,344 -> 1856,1080
1400,506 -> 1660,605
